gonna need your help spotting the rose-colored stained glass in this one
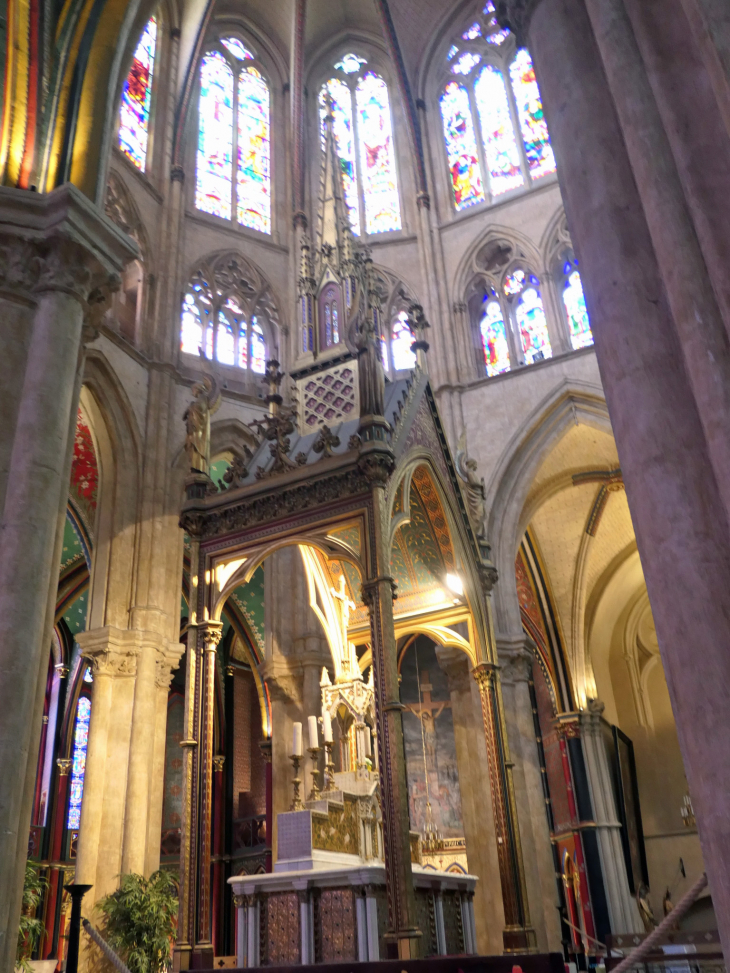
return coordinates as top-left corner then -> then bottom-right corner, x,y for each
237,67 -> 271,233
221,37 -> 253,60
196,52 -> 234,219
474,65 -> 524,195
356,72 -> 401,234
118,17 -> 157,170
564,269 -> 593,349
516,285 -> 552,363
480,299 -> 511,376
391,311 -> 416,371
320,79 -> 360,235
509,48 -> 556,179
67,696 -> 91,830
440,81 -> 485,210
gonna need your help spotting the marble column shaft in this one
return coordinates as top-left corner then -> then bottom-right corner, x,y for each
363,481 -> 419,958
522,0 -> 730,955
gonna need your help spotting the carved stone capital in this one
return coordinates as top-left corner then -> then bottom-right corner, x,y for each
497,639 -> 535,685
201,622 -> 224,651
478,561 -> 499,594
56,758 -> 72,776
213,754 -> 226,772
232,894 -> 245,909
361,575 -> 398,610
259,659 -> 304,704
494,0 -> 544,43
156,642 -> 186,689
357,450 -> 395,486
472,661 -> 498,692
0,184 -> 137,307
416,191 -> 430,210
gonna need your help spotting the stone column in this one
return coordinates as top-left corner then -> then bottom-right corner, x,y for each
472,661 -> 536,951
74,629 -> 140,897
501,0 -> 730,954
678,0 -> 730,140
0,184 -> 135,972
122,639 -> 160,875
146,645 -> 185,876
435,646 -> 504,955
579,700 -> 642,933
498,637 -> 562,952
361,454 -> 420,959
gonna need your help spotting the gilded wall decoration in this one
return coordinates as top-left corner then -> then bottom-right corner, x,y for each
311,796 -> 359,854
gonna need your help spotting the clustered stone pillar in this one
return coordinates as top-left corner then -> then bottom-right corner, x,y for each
499,0 -> 730,955
0,184 -> 135,973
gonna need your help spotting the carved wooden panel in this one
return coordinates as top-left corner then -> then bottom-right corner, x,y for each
265,892 -> 300,966
442,890 -> 464,956
414,888 -> 436,956
319,888 -> 357,962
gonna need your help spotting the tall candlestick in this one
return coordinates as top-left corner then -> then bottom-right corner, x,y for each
322,709 -> 333,744
292,722 -> 303,757
308,715 -> 319,750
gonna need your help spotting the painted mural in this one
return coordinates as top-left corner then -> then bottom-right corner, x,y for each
400,637 -> 464,838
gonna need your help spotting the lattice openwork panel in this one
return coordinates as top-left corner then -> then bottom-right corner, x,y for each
296,362 -> 359,432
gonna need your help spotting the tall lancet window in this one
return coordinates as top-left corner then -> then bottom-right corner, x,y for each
440,2 -> 556,211
196,37 -> 271,234
67,678 -> 92,830
559,256 -> 593,349
504,267 -> 551,364
319,54 -> 402,236
118,16 -> 158,170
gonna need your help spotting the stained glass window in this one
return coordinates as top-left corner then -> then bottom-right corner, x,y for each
563,265 -> 593,349
237,68 -> 271,233
320,79 -> 360,235
67,696 -> 91,830
196,41 -> 272,234
118,17 -> 157,170
510,276 -> 552,364
221,37 -> 253,60
463,22 -> 482,39
440,82 -> 485,210
447,45 -> 459,60
474,66 -> 524,195
452,52 -> 482,76
509,49 -> 555,179
356,73 -> 401,234
336,53 -> 366,74
483,1 -> 510,44
181,293 -> 202,355
196,52 -> 233,219
251,320 -> 266,373
480,299 -> 511,376
503,268 -> 526,295
391,311 -> 416,371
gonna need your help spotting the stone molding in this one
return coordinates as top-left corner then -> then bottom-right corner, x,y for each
259,658 -> 306,703
76,626 -> 183,681
0,183 -> 138,329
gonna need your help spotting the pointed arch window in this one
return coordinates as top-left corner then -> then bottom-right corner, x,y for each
503,267 -> 552,364
479,296 -> 510,376
196,38 -> 271,234
560,257 -> 593,349
67,690 -> 92,830
440,3 -> 556,210
118,16 -> 158,170
319,56 -> 402,237
181,264 -> 270,374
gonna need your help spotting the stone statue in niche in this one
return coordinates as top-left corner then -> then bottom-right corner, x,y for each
455,429 -> 486,539
356,316 -> 385,419
183,375 -> 220,474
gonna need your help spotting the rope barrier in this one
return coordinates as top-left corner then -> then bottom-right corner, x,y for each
82,918 -> 132,973
610,873 -> 709,973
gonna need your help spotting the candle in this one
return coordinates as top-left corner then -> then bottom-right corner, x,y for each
322,710 -> 333,744
308,715 -> 319,749
292,722 -> 302,757
364,728 -> 371,758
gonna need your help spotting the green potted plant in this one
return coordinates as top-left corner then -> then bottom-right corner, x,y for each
96,871 -> 178,973
16,862 -> 48,973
